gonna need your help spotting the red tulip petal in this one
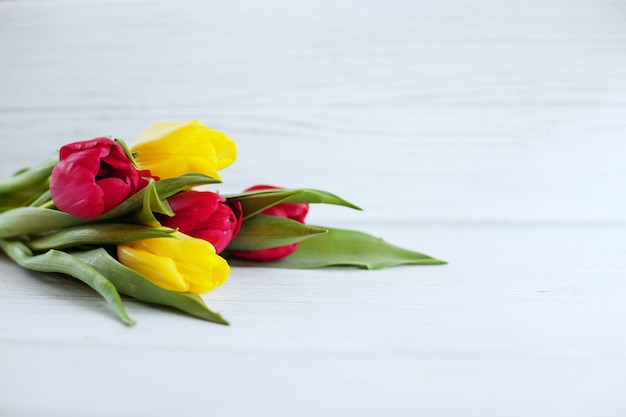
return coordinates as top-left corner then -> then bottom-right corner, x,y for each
196,228 -> 234,254
96,177 -> 131,213
168,191 -> 221,214
158,191 -> 239,253
230,243 -> 299,262
226,200 -> 243,237
50,162 -> 104,219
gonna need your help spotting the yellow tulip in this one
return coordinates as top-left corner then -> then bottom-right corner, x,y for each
117,231 -> 230,294
131,119 -> 236,180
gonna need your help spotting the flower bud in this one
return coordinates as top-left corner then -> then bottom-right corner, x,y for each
131,119 -> 236,180
157,191 -> 242,253
117,231 -> 229,294
50,138 -> 155,219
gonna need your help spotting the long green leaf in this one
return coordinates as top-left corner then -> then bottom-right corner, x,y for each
0,207 -> 85,238
72,248 -> 229,325
26,223 -> 175,252
0,238 -> 134,325
226,188 -> 361,219
227,226 -> 446,270
0,155 -> 57,196
227,214 -> 327,251
0,189 -> 48,211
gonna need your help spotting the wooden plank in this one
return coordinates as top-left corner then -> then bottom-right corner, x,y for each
2,0 -> 626,222
1,225 -> 626,416
1,0 -> 626,416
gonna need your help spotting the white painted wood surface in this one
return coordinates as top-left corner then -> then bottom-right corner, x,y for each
1,0 -> 626,416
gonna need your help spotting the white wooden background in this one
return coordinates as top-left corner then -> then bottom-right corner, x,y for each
2,0 -> 626,416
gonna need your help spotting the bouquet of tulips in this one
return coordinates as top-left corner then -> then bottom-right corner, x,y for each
0,120 -> 445,325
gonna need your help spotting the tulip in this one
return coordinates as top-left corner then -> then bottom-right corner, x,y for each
131,119 -> 236,180
50,138 -> 155,220
157,191 -> 242,254
230,185 -> 309,262
117,231 -> 229,294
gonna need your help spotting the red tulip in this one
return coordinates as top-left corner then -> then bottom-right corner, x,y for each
50,138 -> 155,219
158,191 -> 242,254
230,185 -> 309,262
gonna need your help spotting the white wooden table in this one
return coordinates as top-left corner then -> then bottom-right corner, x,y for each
2,0 -> 626,416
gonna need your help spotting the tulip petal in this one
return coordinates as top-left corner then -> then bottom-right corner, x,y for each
158,191 -> 239,253
230,243 -> 299,262
117,232 -> 229,294
167,233 -> 229,293
60,140 -> 110,172
101,146 -> 134,170
96,177 -> 130,213
183,254 -> 229,293
133,120 -> 194,147
117,245 -> 189,292
195,228 -> 233,253
132,119 -> 236,179
50,161 -> 104,219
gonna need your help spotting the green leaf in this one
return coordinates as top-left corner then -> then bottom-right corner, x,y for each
0,189 -> 48,211
226,188 -> 361,219
0,207 -> 85,238
227,214 -> 327,251
25,223 -> 175,252
0,155 -> 57,196
114,138 -> 139,168
154,173 -> 221,199
147,182 -> 174,215
132,179 -> 173,227
72,248 -> 229,325
227,226 -> 446,269
0,238 -> 135,325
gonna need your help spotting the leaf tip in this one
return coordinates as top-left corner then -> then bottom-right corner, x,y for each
428,258 -> 447,265
123,317 -> 137,326
212,315 -> 230,325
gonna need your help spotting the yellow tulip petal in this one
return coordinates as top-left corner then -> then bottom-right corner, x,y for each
170,233 -> 229,293
117,232 -> 229,295
177,252 -> 230,293
133,120 -> 198,147
131,119 -> 236,180
117,244 -> 189,292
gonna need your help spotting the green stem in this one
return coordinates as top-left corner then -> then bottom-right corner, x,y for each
29,190 -> 53,208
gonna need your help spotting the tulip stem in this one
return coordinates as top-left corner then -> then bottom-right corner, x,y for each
28,190 -> 53,208
39,200 -> 56,209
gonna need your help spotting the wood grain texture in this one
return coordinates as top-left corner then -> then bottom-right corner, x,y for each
2,0 -> 626,223
1,224 -> 626,416
1,0 -> 626,416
